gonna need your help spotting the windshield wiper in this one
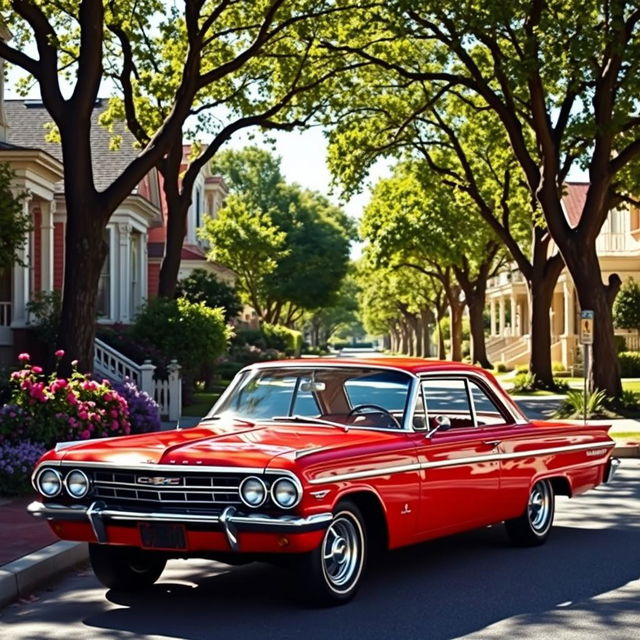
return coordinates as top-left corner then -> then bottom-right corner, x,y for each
271,415 -> 349,432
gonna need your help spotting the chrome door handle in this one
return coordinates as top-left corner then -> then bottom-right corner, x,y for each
483,440 -> 501,447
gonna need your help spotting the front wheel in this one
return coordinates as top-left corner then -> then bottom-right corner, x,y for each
89,544 -> 167,590
505,479 -> 555,546
297,501 -> 367,606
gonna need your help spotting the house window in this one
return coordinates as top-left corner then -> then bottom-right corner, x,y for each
195,187 -> 202,230
96,229 -> 111,318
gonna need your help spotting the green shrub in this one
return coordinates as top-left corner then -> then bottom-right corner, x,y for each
176,269 -> 242,322
618,352 -> 640,377
619,389 -> 640,411
495,363 -> 511,373
511,373 -> 570,393
261,323 -> 302,356
554,388 -> 610,419
132,297 -> 232,387
515,364 -> 529,375
511,373 -> 536,392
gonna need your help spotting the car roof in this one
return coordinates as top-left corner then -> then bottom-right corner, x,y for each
247,357 -> 487,376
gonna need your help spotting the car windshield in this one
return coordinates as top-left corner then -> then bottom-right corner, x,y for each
209,366 -> 413,428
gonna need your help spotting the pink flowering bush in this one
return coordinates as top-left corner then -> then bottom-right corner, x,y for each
0,351 -> 131,450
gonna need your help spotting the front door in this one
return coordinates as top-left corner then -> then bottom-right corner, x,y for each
416,376 -> 513,537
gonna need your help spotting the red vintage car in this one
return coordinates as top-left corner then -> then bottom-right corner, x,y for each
28,358 -> 619,604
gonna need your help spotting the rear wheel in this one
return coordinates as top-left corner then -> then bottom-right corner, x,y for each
505,479 -> 555,546
297,501 -> 367,606
89,544 -> 166,590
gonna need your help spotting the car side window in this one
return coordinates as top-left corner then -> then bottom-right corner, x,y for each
421,379 -> 475,429
468,380 -> 512,425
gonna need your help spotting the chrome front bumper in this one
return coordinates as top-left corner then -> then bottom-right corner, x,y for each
28,501 -> 332,552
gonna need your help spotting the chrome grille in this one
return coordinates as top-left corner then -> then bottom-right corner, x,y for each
91,470 -> 242,506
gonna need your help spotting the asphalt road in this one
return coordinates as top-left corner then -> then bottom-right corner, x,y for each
1,460 -> 639,640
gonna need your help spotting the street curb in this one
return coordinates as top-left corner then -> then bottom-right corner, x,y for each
613,444 -> 640,458
0,541 -> 88,609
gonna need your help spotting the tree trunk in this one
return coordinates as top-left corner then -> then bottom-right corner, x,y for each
157,197 -> 189,298
420,308 -> 433,357
434,305 -> 446,359
564,247 -> 622,396
449,297 -> 464,361
526,251 -> 564,389
57,200 -> 108,375
466,291 -> 491,368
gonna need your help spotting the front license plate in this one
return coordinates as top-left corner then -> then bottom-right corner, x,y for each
139,523 -> 187,550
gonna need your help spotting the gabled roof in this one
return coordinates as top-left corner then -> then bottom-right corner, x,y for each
562,182 -> 588,228
4,99 -> 142,193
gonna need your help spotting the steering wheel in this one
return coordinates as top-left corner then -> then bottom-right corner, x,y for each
347,404 -> 402,429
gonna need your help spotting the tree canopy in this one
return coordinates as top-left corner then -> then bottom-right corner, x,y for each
203,147 -> 353,324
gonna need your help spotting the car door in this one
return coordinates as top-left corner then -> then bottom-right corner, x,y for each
415,375 -> 513,537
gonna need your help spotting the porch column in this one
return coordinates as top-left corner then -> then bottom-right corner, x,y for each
40,200 -> 55,292
563,280 -> 574,335
510,295 -> 517,336
499,297 -> 506,336
118,223 -> 132,322
490,299 -> 496,336
11,200 -> 31,326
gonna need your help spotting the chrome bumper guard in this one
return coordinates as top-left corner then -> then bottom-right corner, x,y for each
604,457 -> 621,483
27,501 -> 332,552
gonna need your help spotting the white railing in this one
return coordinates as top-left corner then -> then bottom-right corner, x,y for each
0,301 -> 11,327
94,338 -> 182,421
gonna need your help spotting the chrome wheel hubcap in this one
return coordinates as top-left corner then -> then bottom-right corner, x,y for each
528,481 -> 551,532
322,514 -> 361,589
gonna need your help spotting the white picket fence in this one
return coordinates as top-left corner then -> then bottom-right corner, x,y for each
94,338 -> 182,421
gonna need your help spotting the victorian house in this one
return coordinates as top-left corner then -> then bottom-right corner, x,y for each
486,182 -> 640,369
0,90 -> 228,366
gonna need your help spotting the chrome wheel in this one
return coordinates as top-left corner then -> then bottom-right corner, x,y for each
528,480 -> 552,533
505,478 -> 555,546
321,513 -> 363,591
299,501 -> 368,604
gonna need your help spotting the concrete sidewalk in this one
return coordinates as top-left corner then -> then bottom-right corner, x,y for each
1,417 -> 638,609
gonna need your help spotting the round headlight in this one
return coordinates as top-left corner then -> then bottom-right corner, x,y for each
36,468 -> 62,497
64,469 -> 90,498
239,476 -> 267,508
271,477 -> 301,509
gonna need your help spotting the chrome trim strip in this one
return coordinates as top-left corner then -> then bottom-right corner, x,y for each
309,462 -> 422,484
308,441 -> 615,485
27,501 -> 333,532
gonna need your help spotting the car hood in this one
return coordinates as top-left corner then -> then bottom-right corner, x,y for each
55,418 -> 394,469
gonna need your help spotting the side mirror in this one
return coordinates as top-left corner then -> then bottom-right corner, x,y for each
426,415 -> 452,438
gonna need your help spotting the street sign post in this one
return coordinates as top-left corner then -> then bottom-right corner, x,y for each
580,310 -> 594,424
580,310 -> 594,345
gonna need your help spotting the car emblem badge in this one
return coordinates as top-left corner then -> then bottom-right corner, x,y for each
137,476 -> 181,486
